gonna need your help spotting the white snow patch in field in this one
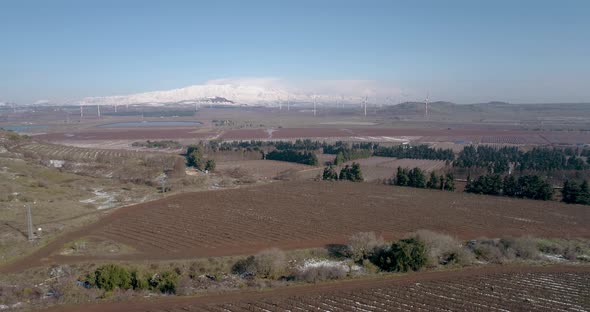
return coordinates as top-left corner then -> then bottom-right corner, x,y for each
298,259 -> 360,272
80,189 -> 118,210
49,159 -> 65,168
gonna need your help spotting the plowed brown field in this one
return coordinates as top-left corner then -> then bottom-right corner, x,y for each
43,265 -> 590,312
3,181 -> 588,273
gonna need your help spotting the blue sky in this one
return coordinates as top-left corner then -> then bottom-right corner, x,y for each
1,0 -> 589,104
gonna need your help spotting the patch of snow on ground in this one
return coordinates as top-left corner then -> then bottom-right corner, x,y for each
299,259 -> 360,272
80,189 -> 118,210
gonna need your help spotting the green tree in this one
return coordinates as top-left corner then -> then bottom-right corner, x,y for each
205,159 -> 216,172
86,264 -> 132,291
408,167 -> 426,188
339,165 -> 351,181
334,152 -> 345,166
443,173 -> 455,191
322,166 -> 339,181
503,175 -> 517,197
371,238 -> 426,272
562,180 -> 579,204
578,180 -> 589,205
426,172 -> 439,189
350,162 -> 363,182
395,167 -> 409,186
186,144 -> 205,170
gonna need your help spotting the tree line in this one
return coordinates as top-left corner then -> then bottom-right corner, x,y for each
265,150 -> 319,165
374,145 -> 455,161
455,145 -> 590,173
465,173 -> 553,200
389,167 -> 455,191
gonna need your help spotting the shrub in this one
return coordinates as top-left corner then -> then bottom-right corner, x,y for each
231,256 -> 258,277
469,237 -> 539,263
414,230 -> 473,266
86,264 -> 132,291
348,232 -> 384,262
130,270 -> 149,290
148,272 -> 178,294
500,237 -> 539,260
371,238 -> 427,272
254,248 -> 287,279
231,249 -> 288,279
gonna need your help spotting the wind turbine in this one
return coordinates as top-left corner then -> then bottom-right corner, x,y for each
97,103 -> 101,118
80,103 -> 84,119
313,95 -> 317,116
425,93 -> 430,119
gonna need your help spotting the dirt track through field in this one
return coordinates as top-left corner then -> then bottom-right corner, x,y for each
41,265 -> 590,312
2,181 -> 589,273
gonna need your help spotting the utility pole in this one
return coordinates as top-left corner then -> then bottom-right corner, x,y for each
26,202 -> 35,241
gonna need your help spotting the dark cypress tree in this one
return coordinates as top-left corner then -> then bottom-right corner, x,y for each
444,173 -> 455,191
408,167 -> 426,188
395,167 -> 409,186
503,175 -> 518,197
350,162 -> 363,182
578,180 -> 590,205
322,166 -> 338,181
339,165 -> 351,181
426,171 -> 439,189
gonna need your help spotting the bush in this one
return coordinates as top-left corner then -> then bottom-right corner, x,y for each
130,270 -> 149,290
348,232 -> 384,262
414,230 -> 473,266
254,248 -> 287,279
148,272 -> 178,294
537,239 -> 587,261
469,237 -> 539,263
231,249 -> 288,279
295,265 -> 347,283
231,256 -> 258,277
86,264 -> 132,291
371,238 -> 427,272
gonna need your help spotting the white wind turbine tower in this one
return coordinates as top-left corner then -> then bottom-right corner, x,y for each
287,95 -> 290,111
425,93 -> 430,119
363,95 -> 368,116
97,103 -> 101,118
80,103 -> 84,119
313,95 -> 317,116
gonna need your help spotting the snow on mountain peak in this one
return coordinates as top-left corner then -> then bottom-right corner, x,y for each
80,78 -> 400,106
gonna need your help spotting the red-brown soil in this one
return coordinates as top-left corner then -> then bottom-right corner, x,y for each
2,181 -> 588,273
42,265 -> 590,312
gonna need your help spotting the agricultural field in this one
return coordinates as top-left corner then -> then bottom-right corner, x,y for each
216,160 -> 318,182
3,181 -> 588,273
5,139 -> 185,185
44,266 -> 590,312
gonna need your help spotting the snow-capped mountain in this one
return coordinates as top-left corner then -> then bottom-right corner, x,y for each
80,82 -> 365,106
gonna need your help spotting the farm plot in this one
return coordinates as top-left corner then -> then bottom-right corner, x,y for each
216,160 -> 315,181
45,266 -> 590,312
9,141 -> 183,183
6,181 -> 589,272
171,270 -> 590,312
